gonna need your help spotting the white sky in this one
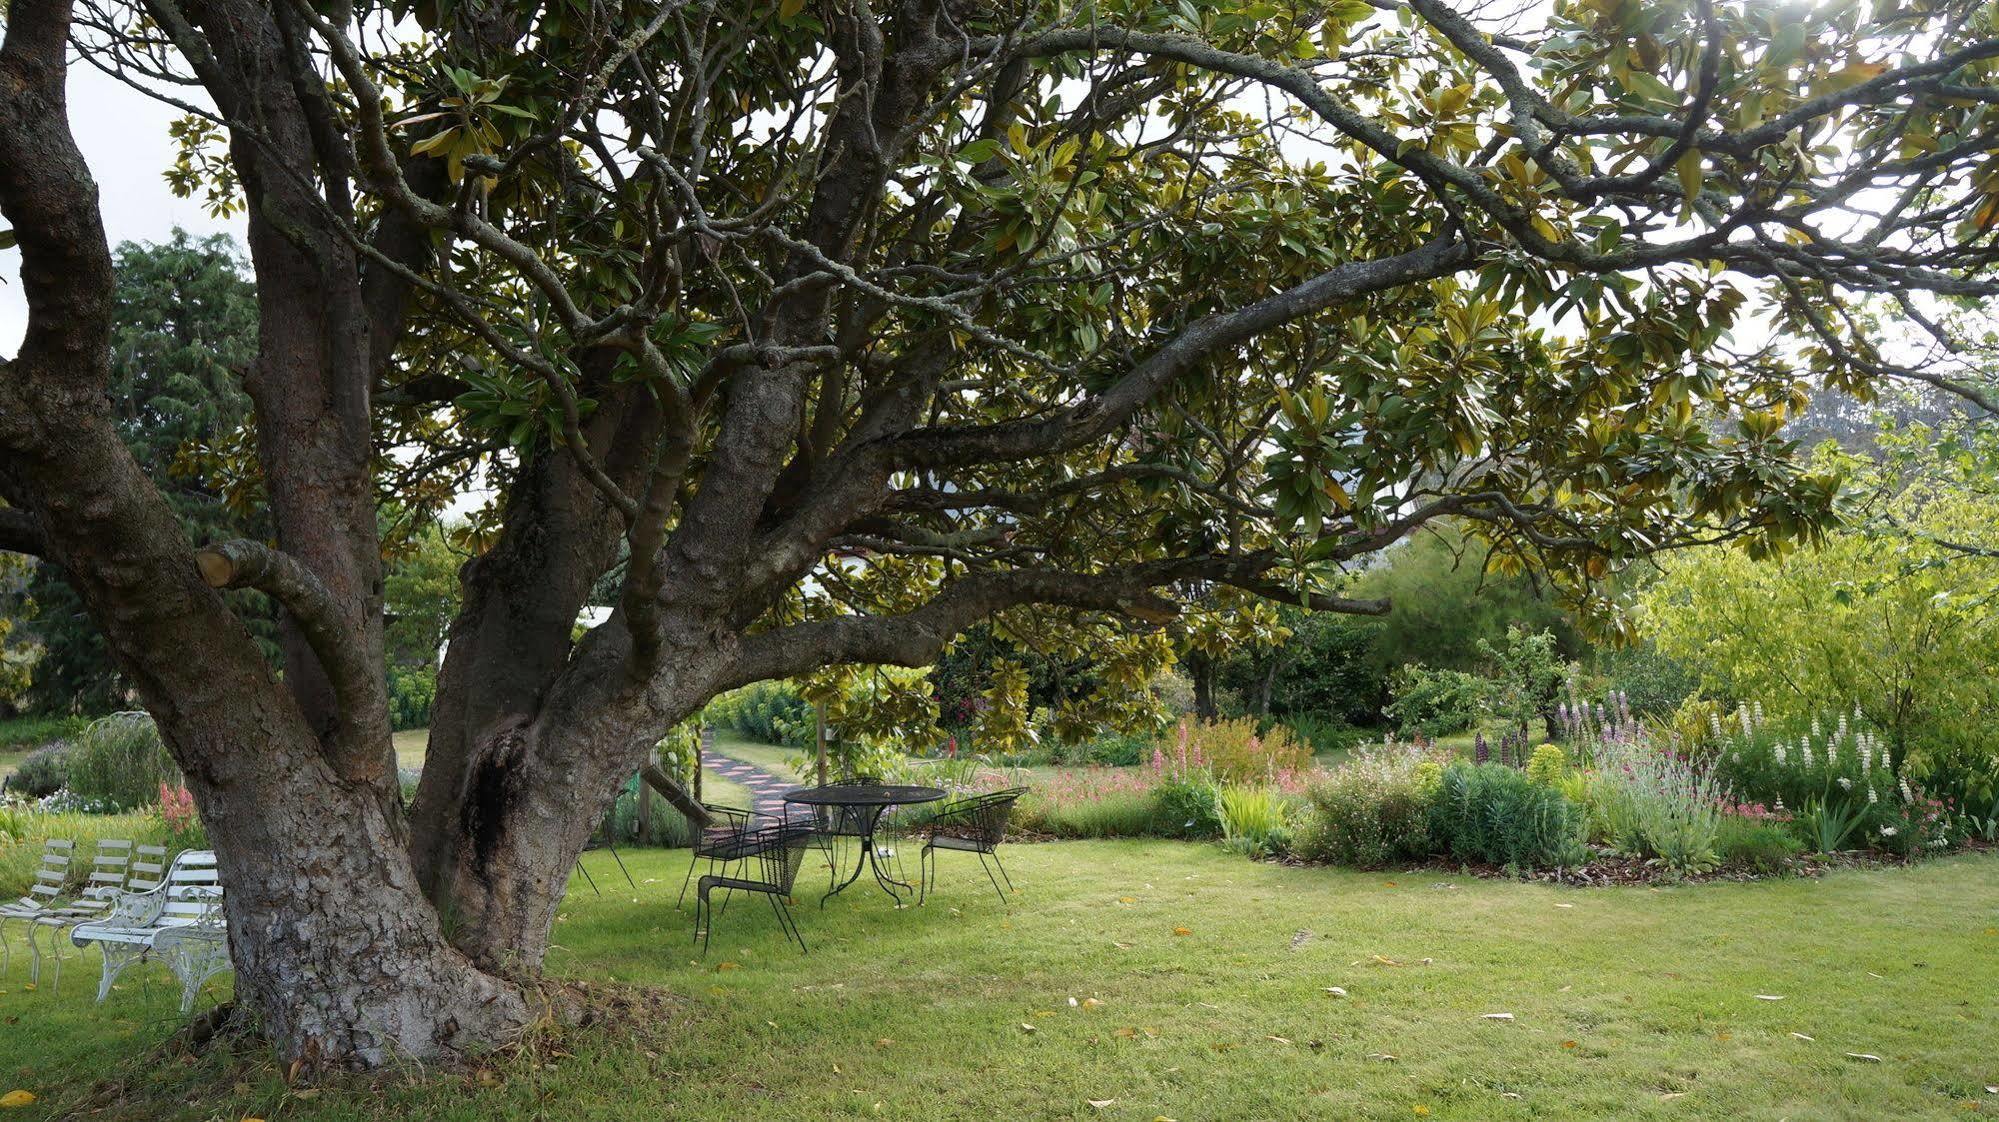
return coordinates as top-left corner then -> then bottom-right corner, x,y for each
0,64 -> 245,358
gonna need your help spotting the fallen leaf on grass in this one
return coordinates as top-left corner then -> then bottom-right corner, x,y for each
1112,941 -> 1132,950
1370,955 -> 1405,967
1412,1107 -> 1430,1116
1754,994 -> 1785,1001
1325,987 -> 1348,998
1984,1085 -> 1997,1094
1843,1052 -> 1882,1063
1172,926 -> 1192,937
0,1092 -> 35,1109
1081,998 -> 1104,1010
1118,896 -> 1137,904
1367,1053 -> 1398,1062
716,961 -> 741,972
1382,881 -> 1397,888
1554,903 -> 1574,909
1481,1013 -> 1515,1021
874,1038 -> 894,1048
1659,1092 -> 1686,1101
1265,1035 -> 1293,1045
1086,1099 -> 1116,1110
1019,1023 -> 1038,1033
1791,1033 -> 1815,1042
1561,1040 -> 1578,1049
1115,1027 -> 1138,1039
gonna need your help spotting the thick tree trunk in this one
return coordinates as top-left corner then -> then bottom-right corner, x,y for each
203,740 -> 530,1064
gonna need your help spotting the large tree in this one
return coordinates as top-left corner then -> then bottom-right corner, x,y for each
4,0 -> 1999,1068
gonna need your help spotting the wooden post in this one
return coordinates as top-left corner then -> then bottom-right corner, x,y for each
815,700 -> 829,786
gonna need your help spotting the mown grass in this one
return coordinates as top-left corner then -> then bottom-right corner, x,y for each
1,842 -> 1994,1121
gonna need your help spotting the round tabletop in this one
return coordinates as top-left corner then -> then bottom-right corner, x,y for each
781,783 -> 947,808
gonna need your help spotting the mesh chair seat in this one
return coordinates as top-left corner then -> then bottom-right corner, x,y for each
693,823 -> 814,955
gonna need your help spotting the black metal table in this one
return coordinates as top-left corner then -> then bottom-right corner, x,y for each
782,783 -> 945,905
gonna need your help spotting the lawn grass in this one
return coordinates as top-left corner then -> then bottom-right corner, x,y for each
2,843 -> 1994,1120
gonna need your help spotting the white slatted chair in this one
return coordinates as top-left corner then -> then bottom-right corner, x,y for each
0,838 -> 75,980
71,849 -> 229,1012
33,840 -> 161,990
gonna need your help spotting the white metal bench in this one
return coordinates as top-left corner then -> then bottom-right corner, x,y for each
71,849 -> 229,1012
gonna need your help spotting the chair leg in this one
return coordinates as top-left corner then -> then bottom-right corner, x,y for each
762,892 -> 799,954
991,849 -> 1016,895
26,921 -> 43,986
918,844 -> 933,905
95,941 -> 143,1004
676,850 -> 699,908
767,891 -> 806,954
977,851 -> 1008,903
693,886 -> 712,956
43,924 -> 65,992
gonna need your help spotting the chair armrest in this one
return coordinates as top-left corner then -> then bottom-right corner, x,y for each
87,883 -> 167,931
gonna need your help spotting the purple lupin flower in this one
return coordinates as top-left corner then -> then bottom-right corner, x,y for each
1474,731 -> 1489,764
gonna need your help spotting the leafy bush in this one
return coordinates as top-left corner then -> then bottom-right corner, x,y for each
1592,740 -> 1723,877
708,680 -> 814,747
1283,714 -> 1370,757
1385,665 -> 1488,737
1154,776 -> 1222,839
1715,816 -> 1802,874
1050,730 -> 1149,767
64,712 -> 178,810
1427,763 -> 1587,870
1525,743 -> 1567,787
1712,707 -> 1898,829
1217,785 -> 1291,857
1792,796 -> 1863,854
387,665 -> 436,731
1872,788 -> 1953,857
1293,749 -> 1436,867
1593,643 -> 1700,717
1169,717 -> 1309,783
3,740 -> 70,797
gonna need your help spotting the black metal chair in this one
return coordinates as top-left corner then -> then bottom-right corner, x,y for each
918,788 -> 1027,904
676,802 -> 774,908
693,823 -> 816,955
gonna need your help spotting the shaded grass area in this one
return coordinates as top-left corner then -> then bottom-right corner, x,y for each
3,843 -> 1995,1121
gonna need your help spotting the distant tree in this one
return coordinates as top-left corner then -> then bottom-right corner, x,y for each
1642,443 -> 1999,793
23,232 -> 272,713
383,523 -> 462,672
1351,523 -> 1587,677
